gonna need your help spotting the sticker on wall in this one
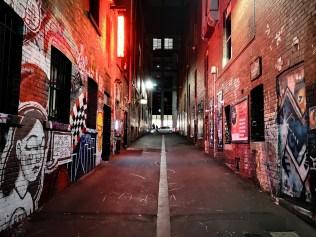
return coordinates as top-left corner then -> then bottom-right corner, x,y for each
46,131 -> 72,173
70,93 -> 87,146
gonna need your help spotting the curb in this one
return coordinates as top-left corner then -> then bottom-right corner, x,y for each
278,198 -> 316,228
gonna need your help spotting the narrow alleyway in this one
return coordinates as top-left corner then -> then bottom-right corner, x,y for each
18,134 -> 316,237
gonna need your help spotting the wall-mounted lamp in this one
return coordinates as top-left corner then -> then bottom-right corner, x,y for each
211,66 -> 217,75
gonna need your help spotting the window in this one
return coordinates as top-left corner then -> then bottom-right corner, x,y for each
164,38 -> 173,50
0,2 -> 23,115
49,47 -> 72,123
194,70 -> 197,99
153,38 -> 162,50
204,54 -> 208,87
223,3 -> 232,65
87,78 -> 98,129
251,85 -> 264,141
106,16 -> 111,67
89,0 -> 100,26
224,105 -> 231,144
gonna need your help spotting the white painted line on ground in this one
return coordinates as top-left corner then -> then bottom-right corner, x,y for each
270,232 -> 300,237
157,135 -> 171,237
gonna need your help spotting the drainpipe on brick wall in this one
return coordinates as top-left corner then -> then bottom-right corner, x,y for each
211,66 -> 217,158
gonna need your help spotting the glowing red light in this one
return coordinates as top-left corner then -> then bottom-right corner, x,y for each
117,15 -> 125,57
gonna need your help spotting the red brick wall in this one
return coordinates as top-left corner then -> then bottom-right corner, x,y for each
211,0 -> 316,198
179,0 -> 316,204
0,0 -> 128,232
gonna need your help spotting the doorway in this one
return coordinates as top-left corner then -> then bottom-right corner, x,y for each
102,104 -> 111,160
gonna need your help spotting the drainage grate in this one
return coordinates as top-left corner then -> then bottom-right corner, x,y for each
270,232 -> 300,237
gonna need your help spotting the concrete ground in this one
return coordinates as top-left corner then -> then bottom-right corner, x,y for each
12,134 -> 316,236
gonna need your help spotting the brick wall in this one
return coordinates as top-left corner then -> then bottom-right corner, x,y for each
0,0 -> 129,232
179,0 -> 316,207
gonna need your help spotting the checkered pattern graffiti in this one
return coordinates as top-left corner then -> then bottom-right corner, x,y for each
70,93 -> 87,146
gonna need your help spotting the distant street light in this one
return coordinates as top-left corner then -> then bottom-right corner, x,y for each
145,80 -> 156,90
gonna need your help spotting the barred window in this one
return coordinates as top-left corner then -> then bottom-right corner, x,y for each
49,47 -> 72,123
0,1 -> 23,115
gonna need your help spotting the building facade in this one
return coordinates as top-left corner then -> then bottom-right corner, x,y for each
179,0 -> 316,211
0,0 -> 147,232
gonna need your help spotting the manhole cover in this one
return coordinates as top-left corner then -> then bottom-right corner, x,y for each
270,232 -> 300,237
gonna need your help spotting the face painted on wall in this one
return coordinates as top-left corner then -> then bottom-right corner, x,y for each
16,120 -> 45,182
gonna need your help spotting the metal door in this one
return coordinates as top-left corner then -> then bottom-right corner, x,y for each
102,105 -> 111,160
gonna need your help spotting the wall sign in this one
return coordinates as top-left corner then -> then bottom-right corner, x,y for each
250,56 -> 262,81
231,98 -> 249,143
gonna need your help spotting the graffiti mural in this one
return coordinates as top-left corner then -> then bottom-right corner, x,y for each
70,93 -> 88,146
97,112 -> 103,152
46,131 -> 72,173
0,102 -> 49,231
209,98 -> 214,148
277,64 -> 312,200
8,0 -> 43,33
0,0 -> 118,232
71,72 -> 84,99
216,91 -> 223,150
68,133 -> 96,183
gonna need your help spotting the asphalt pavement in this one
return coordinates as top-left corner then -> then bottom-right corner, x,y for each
9,134 -> 316,237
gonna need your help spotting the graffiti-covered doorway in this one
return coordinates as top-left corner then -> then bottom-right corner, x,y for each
277,63 -> 314,203
102,104 -> 111,161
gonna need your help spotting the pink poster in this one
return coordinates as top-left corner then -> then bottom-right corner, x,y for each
231,98 -> 248,142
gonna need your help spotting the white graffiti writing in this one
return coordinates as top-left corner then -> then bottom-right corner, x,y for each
76,45 -> 88,78
9,0 -> 42,33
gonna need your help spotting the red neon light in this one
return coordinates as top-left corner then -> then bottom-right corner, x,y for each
117,15 -> 125,57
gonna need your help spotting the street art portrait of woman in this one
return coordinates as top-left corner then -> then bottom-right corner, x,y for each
0,102 -> 48,231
